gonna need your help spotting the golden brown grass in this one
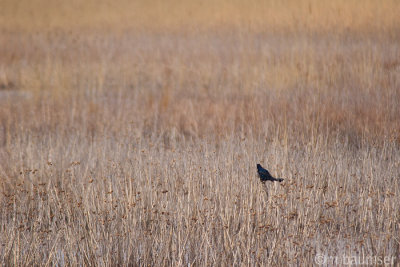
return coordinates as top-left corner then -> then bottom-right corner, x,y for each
1,0 -> 400,33
0,0 -> 399,265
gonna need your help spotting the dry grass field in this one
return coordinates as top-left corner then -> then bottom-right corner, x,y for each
1,0 -> 400,265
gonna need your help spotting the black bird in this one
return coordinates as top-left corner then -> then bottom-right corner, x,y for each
257,164 -> 284,183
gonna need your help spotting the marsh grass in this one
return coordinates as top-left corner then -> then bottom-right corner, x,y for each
0,0 -> 399,265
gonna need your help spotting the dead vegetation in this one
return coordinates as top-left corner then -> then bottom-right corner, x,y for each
0,0 -> 399,265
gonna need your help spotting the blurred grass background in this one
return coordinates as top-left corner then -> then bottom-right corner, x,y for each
1,0 -> 400,33
0,0 -> 399,265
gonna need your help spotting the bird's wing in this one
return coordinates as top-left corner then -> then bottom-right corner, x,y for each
259,168 -> 271,177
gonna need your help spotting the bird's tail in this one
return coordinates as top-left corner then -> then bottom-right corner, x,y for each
276,178 -> 284,182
